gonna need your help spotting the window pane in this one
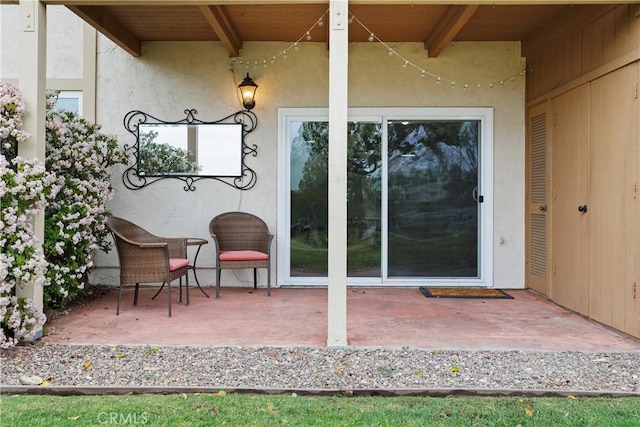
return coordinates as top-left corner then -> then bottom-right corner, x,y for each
54,97 -> 79,114
54,91 -> 82,115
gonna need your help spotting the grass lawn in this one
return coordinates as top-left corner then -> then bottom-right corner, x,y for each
2,393 -> 639,426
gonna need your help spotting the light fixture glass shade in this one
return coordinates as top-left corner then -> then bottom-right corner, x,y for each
238,73 -> 258,110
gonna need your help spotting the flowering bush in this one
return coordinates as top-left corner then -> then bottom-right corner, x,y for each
1,157 -> 59,348
1,83 -> 128,348
0,82 -> 28,160
1,81 -> 63,346
43,92 -> 129,307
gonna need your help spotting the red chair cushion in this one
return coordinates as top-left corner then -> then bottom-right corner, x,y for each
219,250 -> 268,261
169,258 -> 189,271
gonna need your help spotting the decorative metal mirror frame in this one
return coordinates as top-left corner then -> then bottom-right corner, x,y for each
122,109 -> 258,191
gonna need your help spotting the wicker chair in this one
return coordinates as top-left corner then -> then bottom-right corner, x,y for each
208,212 -> 274,298
107,217 -> 190,317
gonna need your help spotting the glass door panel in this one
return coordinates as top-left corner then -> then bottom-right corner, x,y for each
346,122 -> 382,277
289,121 -> 381,277
290,121 -> 328,277
387,120 -> 479,278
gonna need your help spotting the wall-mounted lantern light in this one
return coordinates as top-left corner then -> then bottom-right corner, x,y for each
238,73 -> 258,110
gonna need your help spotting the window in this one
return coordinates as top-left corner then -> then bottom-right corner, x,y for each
54,91 -> 82,115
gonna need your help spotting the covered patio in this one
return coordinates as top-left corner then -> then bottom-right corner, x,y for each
42,287 -> 639,352
5,0 -> 638,348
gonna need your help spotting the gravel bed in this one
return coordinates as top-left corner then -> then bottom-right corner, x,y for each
2,344 -> 639,394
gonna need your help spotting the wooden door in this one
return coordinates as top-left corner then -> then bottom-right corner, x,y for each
550,85 -> 590,313
589,62 -> 639,335
627,60 -> 640,338
630,62 -> 640,338
526,103 -> 550,294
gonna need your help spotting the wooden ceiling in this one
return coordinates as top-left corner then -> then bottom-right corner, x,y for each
43,2 -> 627,58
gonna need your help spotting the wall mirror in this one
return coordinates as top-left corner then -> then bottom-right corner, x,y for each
122,109 -> 257,191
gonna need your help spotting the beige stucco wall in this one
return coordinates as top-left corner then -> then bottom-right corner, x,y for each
1,5 -> 525,289
91,37 -> 525,289
0,5 -> 84,80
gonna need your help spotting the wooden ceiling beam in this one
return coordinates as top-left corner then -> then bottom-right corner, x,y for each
199,5 -> 242,57
424,5 -> 478,58
67,5 -> 141,57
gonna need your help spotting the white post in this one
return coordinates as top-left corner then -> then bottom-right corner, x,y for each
82,23 -> 97,121
327,0 -> 348,347
17,0 -> 47,338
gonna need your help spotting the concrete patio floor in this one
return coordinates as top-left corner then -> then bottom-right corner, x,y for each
42,286 -> 639,352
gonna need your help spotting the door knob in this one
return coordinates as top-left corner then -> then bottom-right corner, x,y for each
578,205 -> 588,213
539,205 -> 547,212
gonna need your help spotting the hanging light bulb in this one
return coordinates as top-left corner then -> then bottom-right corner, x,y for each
228,11 -> 526,93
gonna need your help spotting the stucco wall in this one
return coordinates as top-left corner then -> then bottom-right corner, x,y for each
1,6 -> 525,289
0,5 -> 84,79
91,37 -> 525,289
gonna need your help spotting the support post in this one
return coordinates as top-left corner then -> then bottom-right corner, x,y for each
17,0 -> 47,338
327,0 -> 348,347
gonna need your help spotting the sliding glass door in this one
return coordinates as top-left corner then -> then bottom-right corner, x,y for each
278,108 -> 492,286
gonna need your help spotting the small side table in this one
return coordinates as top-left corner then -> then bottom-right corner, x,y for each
187,238 -> 210,298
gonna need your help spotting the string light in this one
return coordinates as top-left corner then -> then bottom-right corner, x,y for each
231,9 -> 330,72
349,13 -> 526,89
230,9 -> 526,90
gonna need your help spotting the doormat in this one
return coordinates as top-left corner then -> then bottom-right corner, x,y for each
419,287 -> 513,299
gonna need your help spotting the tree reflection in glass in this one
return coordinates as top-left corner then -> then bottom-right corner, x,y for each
290,121 -> 382,277
387,120 -> 479,278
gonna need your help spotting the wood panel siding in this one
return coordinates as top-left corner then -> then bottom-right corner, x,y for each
525,5 -> 640,338
525,4 -> 640,102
